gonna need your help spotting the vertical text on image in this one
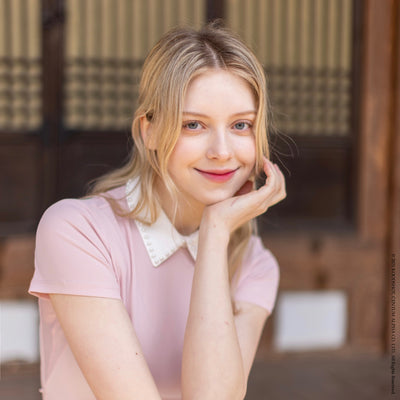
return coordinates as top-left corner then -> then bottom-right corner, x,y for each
390,253 -> 396,395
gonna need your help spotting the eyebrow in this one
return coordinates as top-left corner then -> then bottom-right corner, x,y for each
182,111 -> 257,118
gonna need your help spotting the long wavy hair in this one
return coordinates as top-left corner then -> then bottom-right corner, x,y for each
84,22 -> 273,311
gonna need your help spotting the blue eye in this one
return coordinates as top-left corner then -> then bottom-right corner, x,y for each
184,121 -> 201,130
234,121 -> 251,130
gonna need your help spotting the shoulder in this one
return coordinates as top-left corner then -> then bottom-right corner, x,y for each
37,198 -> 100,237
41,185 -> 127,222
37,185 -> 128,238
233,235 -> 280,313
31,189 -> 127,300
237,235 -> 280,285
41,197 -> 93,221
244,235 -> 279,271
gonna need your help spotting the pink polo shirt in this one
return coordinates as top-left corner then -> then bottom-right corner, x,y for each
29,180 -> 280,400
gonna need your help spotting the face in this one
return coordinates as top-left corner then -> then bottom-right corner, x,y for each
166,69 -> 257,211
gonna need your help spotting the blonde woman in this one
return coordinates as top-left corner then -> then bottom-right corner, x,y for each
29,22 -> 286,400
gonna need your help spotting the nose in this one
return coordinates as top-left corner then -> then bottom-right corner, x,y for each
206,128 -> 233,161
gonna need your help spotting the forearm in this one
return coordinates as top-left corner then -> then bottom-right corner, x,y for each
181,219 -> 245,400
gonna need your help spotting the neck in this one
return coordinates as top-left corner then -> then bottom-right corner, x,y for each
155,178 -> 204,236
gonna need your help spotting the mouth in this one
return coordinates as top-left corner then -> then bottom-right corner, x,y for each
194,167 -> 239,183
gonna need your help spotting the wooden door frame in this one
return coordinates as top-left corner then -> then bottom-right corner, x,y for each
260,0 -> 399,356
387,0 -> 400,362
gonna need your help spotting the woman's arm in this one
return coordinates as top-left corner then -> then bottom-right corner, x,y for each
181,159 -> 286,400
49,294 -> 162,400
181,221 -> 246,400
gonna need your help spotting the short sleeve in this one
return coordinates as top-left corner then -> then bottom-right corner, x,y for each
29,199 -> 121,300
233,236 -> 280,314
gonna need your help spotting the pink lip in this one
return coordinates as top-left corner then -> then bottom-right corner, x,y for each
195,168 -> 238,183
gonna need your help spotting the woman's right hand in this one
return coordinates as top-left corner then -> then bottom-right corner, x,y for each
201,157 -> 286,236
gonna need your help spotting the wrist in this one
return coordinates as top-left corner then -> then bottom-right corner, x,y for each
199,209 -> 230,245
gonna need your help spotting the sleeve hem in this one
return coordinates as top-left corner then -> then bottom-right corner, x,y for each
234,296 -> 274,314
28,283 -> 121,300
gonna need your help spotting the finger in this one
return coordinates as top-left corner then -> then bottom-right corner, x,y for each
269,164 -> 287,203
256,159 -> 276,196
256,161 -> 285,209
274,164 -> 286,196
264,158 -> 277,188
243,158 -> 279,209
272,164 -> 283,188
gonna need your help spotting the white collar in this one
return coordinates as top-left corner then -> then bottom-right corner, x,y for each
125,178 -> 199,267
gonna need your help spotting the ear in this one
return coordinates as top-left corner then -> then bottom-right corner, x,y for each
139,115 -> 157,150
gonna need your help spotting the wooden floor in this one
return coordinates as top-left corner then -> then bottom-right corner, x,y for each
0,354 -> 395,400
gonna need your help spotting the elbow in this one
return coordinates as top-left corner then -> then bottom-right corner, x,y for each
227,367 -> 248,400
181,361 -> 247,400
237,379 -> 247,400
241,384 -> 248,400
236,363 -> 247,400
234,366 -> 248,400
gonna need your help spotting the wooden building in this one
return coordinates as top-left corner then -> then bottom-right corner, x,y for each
0,0 -> 399,368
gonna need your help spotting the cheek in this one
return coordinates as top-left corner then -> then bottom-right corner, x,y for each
167,137 -> 197,172
234,136 -> 256,166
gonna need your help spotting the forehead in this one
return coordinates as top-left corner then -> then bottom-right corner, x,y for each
183,69 -> 256,113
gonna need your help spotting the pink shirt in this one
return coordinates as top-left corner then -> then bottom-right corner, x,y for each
29,180 -> 280,400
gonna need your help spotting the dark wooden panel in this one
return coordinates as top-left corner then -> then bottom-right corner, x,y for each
41,0 -> 66,207
206,0 -> 225,21
0,138 -> 42,235
57,130 -> 132,199
259,136 -> 354,232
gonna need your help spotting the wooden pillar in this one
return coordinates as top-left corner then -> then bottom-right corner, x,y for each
386,0 -> 400,363
41,0 -> 65,210
206,0 -> 225,22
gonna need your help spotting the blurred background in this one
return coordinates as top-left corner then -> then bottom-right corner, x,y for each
0,0 -> 399,399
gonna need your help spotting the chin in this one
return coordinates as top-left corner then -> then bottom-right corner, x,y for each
198,190 -> 239,206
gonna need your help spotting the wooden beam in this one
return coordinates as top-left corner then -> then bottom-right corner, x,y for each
357,0 -> 394,243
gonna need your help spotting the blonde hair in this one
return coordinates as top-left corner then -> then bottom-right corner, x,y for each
85,22 -> 272,306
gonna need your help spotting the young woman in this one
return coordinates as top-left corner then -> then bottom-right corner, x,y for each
29,22 -> 286,400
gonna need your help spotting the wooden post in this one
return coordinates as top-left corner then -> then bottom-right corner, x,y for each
386,0 -> 400,362
41,0 -> 65,209
206,0 -> 225,22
